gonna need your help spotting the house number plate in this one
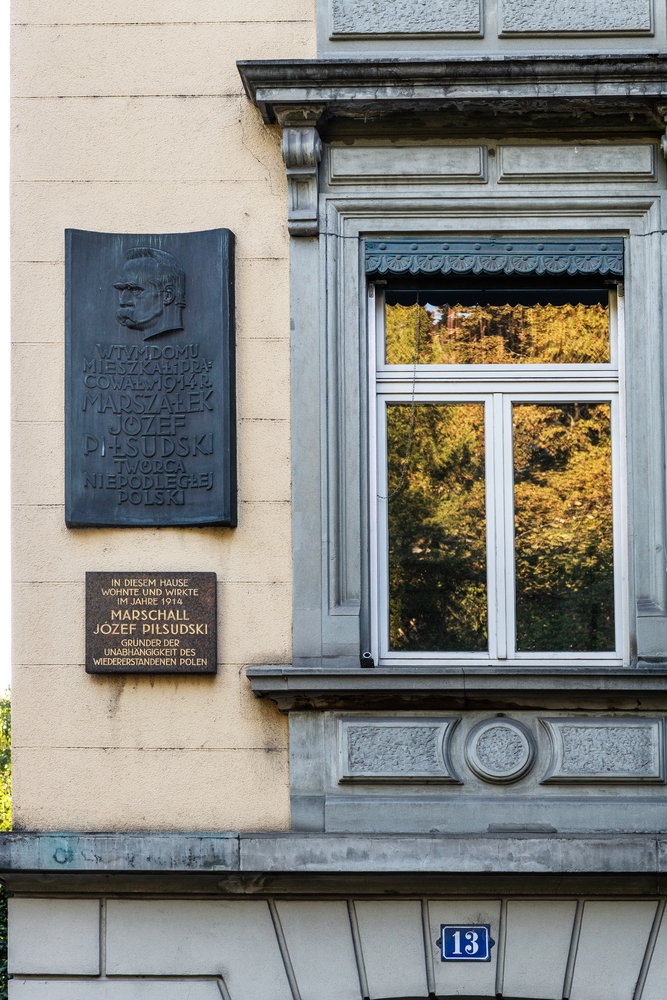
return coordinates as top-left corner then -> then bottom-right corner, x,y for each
437,925 -> 494,962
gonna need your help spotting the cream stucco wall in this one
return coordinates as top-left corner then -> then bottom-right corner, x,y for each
10,0 -> 316,830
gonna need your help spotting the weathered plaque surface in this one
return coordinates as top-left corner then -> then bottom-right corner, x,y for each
86,572 -> 217,674
66,229 -> 235,527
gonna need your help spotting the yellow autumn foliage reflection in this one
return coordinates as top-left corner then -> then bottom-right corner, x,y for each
388,403 -> 488,652
386,301 -> 609,365
385,301 -> 615,653
513,403 -> 614,651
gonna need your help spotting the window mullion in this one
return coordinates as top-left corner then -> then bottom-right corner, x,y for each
502,394 -> 518,660
490,392 -> 510,660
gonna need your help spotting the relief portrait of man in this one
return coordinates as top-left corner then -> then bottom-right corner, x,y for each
114,246 -> 186,339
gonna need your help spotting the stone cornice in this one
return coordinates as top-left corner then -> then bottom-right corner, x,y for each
0,831 -> 664,879
237,55 -> 667,124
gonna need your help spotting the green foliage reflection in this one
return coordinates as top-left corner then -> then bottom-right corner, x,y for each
513,404 -> 615,651
0,691 -> 10,833
386,301 -> 609,365
0,690 -> 9,1000
388,403 -> 487,651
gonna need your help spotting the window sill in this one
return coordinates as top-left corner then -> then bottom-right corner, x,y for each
246,662 -> 667,710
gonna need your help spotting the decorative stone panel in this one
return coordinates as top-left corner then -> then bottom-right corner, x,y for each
541,718 -> 665,783
329,146 -> 487,184
498,144 -> 657,183
500,0 -> 652,34
331,0 -> 481,37
465,719 -> 535,783
338,717 -> 460,782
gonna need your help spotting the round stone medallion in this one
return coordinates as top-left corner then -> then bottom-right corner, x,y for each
465,718 -> 535,783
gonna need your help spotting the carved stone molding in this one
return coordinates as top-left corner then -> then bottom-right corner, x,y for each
238,57 -> 667,127
277,106 -> 324,238
541,718 -> 665,783
465,719 -> 536,783
366,238 -> 624,277
338,716 -> 461,782
331,0 -> 481,36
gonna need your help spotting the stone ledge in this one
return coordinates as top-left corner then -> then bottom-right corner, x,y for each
246,664 -> 667,710
0,831 -> 665,876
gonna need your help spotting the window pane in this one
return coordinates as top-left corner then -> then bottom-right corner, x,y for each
387,403 -> 487,651
513,403 -> 615,652
386,300 -> 610,365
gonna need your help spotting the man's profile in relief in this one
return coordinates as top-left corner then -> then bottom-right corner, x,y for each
114,247 -> 186,339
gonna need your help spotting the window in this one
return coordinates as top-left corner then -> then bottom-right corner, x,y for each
368,239 -> 626,668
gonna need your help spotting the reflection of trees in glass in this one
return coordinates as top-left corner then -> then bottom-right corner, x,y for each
388,403 -> 487,651
386,302 -> 609,365
0,690 -> 9,1000
513,404 -> 614,652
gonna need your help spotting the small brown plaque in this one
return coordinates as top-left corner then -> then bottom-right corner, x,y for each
86,572 -> 216,674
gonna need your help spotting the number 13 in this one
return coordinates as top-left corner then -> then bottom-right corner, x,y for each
452,930 -> 479,955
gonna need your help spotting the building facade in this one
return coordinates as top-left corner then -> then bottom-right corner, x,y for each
5,1 -> 667,998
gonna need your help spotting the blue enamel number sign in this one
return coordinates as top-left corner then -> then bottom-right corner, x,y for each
437,925 -> 494,962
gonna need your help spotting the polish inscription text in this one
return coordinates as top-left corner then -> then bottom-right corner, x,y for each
81,342 -> 214,508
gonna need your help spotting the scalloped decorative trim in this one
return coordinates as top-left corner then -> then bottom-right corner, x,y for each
365,238 -> 624,277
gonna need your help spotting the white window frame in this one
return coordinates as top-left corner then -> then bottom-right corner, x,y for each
368,282 -> 629,669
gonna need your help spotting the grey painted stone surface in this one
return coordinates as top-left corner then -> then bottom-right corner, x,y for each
280,122 -> 322,236
569,900 -> 657,1000
541,718 -> 664,783
502,899 -> 577,1000
465,719 -> 535,784
318,2 -> 664,52
106,899 -> 292,1000
238,57 -> 667,124
9,984 -> 223,1000
324,796 -> 667,835
288,711 -> 667,833
275,900 -> 361,1000
0,831 -> 664,875
248,664 -> 667,708
9,896 -> 667,1000
500,0 -> 652,34
331,0 -> 480,36
9,899 -> 100,975
329,145 -> 486,183
289,712 -> 326,831
2,833 -> 239,871
498,143 -> 657,182
355,900 -> 427,998
642,904 -> 667,1000
339,717 -> 459,782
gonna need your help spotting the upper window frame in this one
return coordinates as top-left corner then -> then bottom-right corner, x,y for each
367,239 -> 628,669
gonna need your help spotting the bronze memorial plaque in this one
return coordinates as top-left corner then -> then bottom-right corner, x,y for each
86,571 -> 217,674
66,229 -> 236,528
